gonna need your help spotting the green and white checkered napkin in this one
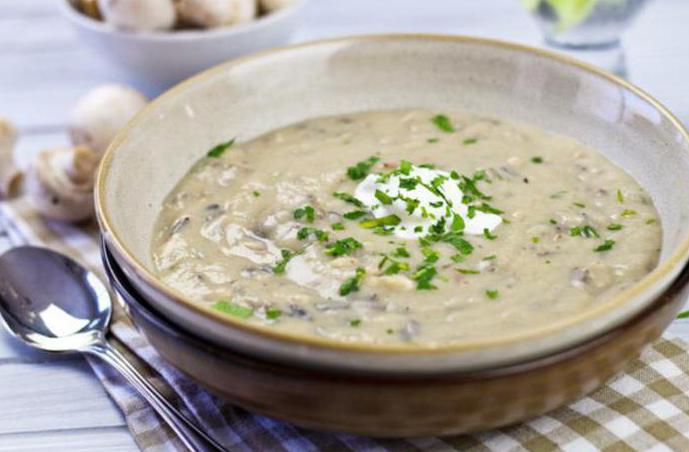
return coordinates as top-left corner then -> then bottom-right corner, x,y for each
3,196 -> 689,451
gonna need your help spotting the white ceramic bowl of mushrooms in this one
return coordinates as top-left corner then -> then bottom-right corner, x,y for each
0,84 -> 149,223
59,0 -> 308,91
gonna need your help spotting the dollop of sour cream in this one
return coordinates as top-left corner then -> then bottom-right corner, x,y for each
354,164 -> 502,239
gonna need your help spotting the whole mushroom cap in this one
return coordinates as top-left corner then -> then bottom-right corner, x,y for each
97,0 -> 176,31
259,0 -> 295,13
69,84 -> 148,157
0,117 -> 22,199
26,146 -> 99,223
176,0 -> 257,28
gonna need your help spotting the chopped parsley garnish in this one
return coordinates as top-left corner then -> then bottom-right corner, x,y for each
457,268 -> 480,275
331,222 -> 345,230
427,137 -> 439,143
549,219 -> 558,225
252,191 -> 261,197
206,138 -> 235,158
212,300 -> 252,318
621,209 -> 637,217
431,114 -> 455,133
325,237 -> 362,256
273,249 -> 297,274
607,223 -> 623,231
617,189 -> 624,203
532,236 -> 540,244
381,259 -> 410,275
339,267 -> 366,296
569,225 -> 599,238
573,202 -> 586,208
333,192 -> 365,207
266,308 -> 282,320
531,156 -> 544,164
399,160 -> 413,175
375,189 -> 394,205
392,247 -> 410,258
443,233 -> 474,255
359,215 -> 401,229
350,319 -> 362,327
646,218 -> 657,225
343,210 -> 368,220
483,255 -> 497,260
451,215 -> 465,232
297,227 -> 328,242
477,203 -> 503,215
412,264 -> 437,290
594,239 -> 616,252
483,228 -> 497,240
485,289 -> 499,299
463,137 -> 478,145
293,205 -> 316,223
550,191 -> 567,199
347,156 -> 380,180
677,311 -> 689,319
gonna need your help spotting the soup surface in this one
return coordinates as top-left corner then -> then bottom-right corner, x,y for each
152,109 -> 661,347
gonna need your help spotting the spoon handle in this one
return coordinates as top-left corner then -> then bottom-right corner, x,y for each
85,341 -> 227,452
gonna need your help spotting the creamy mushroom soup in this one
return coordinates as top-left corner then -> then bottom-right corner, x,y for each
152,110 -> 661,346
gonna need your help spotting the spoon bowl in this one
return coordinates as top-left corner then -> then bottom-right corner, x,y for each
0,245 -> 225,451
0,246 -> 110,352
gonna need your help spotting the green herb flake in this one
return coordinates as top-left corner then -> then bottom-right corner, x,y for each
343,210 -> 368,220
375,189 -> 394,205
293,205 -> 316,223
212,300 -> 253,318
347,156 -> 380,181
573,202 -> 586,208
677,311 -> 689,319
412,264 -> 437,290
431,114 -> 455,133
392,247 -> 410,258
350,319 -> 362,327
483,228 -> 497,240
570,225 -> 599,238
273,249 -> 297,274
463,137 -> 478,145
607,223 -> 623,231
206,138 -> 235,158
252,191 -> 261,197
427,137 -> 439,144
339,267 -> 366,296
297,227 -> 329,242
359,215 -> 401,229
483,255 -> 497,261
550,191 -> 567,199
333,192 -> 365,208
594,239 -> 616,252
621,209 -> 638,217
325,237 -> 363,257
266,308 -> 282,320
617,189 -> 624,203
331,222 -> 345,231
549,219 -> 558,225
532,236 -> 540,244
531,156 -> 544,164
456,268 -> 480,275
485,289 -> 499,300
646,218 -> 657,225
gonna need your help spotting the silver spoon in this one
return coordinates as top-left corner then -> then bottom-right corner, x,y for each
0,245 -> 226,452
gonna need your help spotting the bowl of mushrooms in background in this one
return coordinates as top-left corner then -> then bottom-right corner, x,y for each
58,0 -> 307,91
0,83 -> 148,223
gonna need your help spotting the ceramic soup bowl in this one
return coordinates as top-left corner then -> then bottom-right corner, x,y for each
96,35 -> 689,377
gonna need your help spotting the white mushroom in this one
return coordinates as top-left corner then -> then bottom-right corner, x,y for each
25,146 -> 99,223
259,0 -> 295,13
176,0 -> 257,28
69,84 -> 148,157
0,117 -> 22,199
96,0 -> 176,31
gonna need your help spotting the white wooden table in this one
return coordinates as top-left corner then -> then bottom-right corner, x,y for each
1,1 -> 688,450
